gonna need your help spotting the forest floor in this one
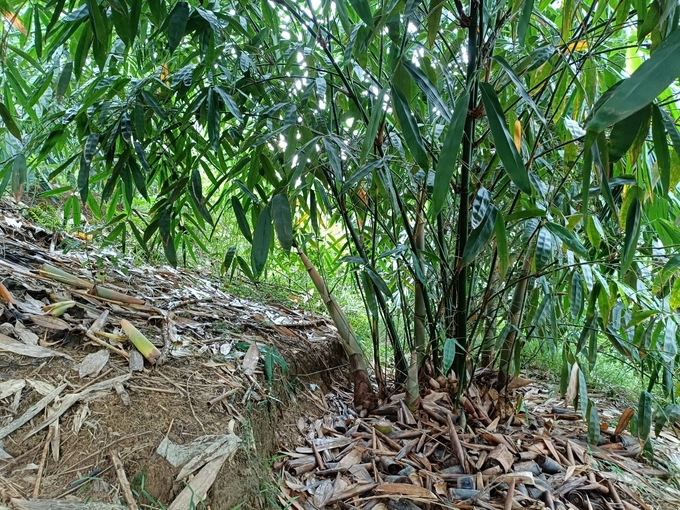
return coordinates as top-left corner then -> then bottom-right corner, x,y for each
0,203 -> 679,510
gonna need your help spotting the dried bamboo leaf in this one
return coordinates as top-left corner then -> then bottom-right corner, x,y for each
0,333 -> 72,360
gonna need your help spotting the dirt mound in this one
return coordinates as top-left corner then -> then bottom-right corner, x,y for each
0,208 -> 344,509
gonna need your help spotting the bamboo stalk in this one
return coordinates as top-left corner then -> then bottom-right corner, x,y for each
297,248 -> 377,412
451,0 -> 481,385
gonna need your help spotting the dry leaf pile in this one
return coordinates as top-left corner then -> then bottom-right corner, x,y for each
277,376 -> 680,509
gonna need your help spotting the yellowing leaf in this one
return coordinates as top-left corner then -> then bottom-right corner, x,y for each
514,120 -> 522,151
565,40 -> 589,53
0,8 -> 27,35
671,279 -> 680,310
160,63 -> 170,85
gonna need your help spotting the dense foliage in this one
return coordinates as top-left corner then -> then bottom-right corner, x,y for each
2,0 -> 680,447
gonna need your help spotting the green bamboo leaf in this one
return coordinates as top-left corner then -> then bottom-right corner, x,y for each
0,102 -> 21,141
348,0 -> 374,27
544,221 -> 588,258
559,347 -> 569,396
403,61 -> 450,121
310,190 -> 319,235
64,195 -> 74,225
133,141 -> 150,173
493,56 -> 547,126
55,62 -> 73,99
361,271 -> 379,317
86,0 -> 107,45
535,227 -> 553,270
83,133 -> 99,164
652,105 -> 671,194
343,160 -> 382,193
585,215 -> 602,249
168,1 -> 190,53
73,24 -> 93,82
133,104 -> 145,141
251,205 -> 272,278
237,255 -> 255,281
517,0 -> 534,46
479,82 -> 532,195
637,0 -> 659,44
39,185 -> 73,198
222,246 -> 237,275
561,0 -> 573,40
570,270 -> 584,320
7,45 -> 43,74
207,88 -> 220,150
627,309 -> 659,328
46,0 -> 66,34
391,85 -> 429,171
662,254 -> 680,281
587,400 -> 601,445
426,0 -> 443,48
405,0 -> 423,18
360,89 -> 385,165
661,320 -> 677,363
323,138 -> 342,183
431,91 -> 468,217
461,205 -> 498,267
188,170 -> 212,224
587,29 -> 680,132
77,155 -> 90,203
214,87 -> 243,123
231,197 -> 252,243
34,7 -> 43,58
533,294 -> 551,327
71,194 -> 82,226
656,404 -> 680,436
365,266 -> 392,298
128,220 -> 149,256
494,211 -> 508,279
159,207 -> 177,267
470,187 -> 491,229
272,194 -> 293,255
129,0 -> 141,47
120,163 -> 133,206
620,196 -> 641,277
38,127 -> 65,161
141,91 -> 169,121
110,3 -> 131,47
443,338 -> 456,374
637,390 -> 652,442
578,367 -> 588,415
129,159 -> 149,201
588,325 -> 598,370
660,109 -> 680,160
608,104 -> 652,163
120,113 -> 132,144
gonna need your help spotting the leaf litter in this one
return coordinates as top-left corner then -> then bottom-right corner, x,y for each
278,372 -> 680,509
0,207 -> 679,509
